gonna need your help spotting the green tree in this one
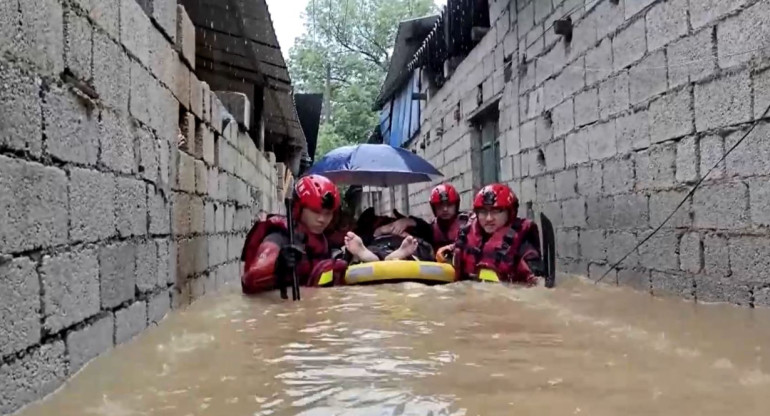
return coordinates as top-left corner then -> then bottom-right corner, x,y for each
288,0 -> 436,158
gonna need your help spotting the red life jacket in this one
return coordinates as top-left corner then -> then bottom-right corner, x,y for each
453,217 -> 541,285
431,212 -> 472,249
241,215 -> 345,287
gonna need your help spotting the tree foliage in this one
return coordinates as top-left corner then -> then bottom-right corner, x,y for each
288,0 -> 436,158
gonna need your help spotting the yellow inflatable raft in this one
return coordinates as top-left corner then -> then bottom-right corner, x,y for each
343,260 -> 456,285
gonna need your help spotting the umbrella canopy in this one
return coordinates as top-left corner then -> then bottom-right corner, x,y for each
306,144 -> 443,187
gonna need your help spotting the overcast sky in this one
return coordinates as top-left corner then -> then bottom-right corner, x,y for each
266,0 -> 448,59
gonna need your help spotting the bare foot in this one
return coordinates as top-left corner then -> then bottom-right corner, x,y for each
344,232 -> 380,263
385,235 -> 419,260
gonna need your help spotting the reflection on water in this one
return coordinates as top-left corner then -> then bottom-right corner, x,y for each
15,278 -> 770,416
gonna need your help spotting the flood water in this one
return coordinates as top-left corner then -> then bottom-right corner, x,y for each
16,277 -> 770,416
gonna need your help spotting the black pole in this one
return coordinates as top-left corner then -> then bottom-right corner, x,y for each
284,184 -> 301,301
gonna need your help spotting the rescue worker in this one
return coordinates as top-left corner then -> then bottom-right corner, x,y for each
452,183 -> 544,286
428,184 -> 473,260
240,174 -> 348,294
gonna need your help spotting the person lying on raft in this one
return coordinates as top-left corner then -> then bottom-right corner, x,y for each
342,232 -> 423,263
452,183 -> 545,286
355,207 -> 433,244
240,174 -> 348,294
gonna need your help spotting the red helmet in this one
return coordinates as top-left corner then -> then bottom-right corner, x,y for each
473,183 -> 518,212
293,174 -> 340,215
430,183 -> 460,208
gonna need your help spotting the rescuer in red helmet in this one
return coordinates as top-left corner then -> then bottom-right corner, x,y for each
452,183 -> 544,286
428,183 -> 474,254
240,174 -> 348,294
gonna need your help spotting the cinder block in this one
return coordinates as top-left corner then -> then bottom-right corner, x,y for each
215,203 -> 226,232
704,234 -> 730,277
195,160 -> 207,195
729,236 -> 770,284
544,139 -> 565,172
179,110 -> 196,154
177,151 -> 196,193
561,197 -> 587,227
690,0 -> 747,30
0,258 -> 41,357
553,169 -> 578,200
159,136 -> 171,188
612,18 -> 646,72
120,0 -> 151,66
556,228 -> 580,259
699,134 -> 725,180
636,144 -> 676,190
577,162 -> 603,196
195,236 -> 208,273
667,29 -> 716,89
17,0 -> 64,76
598,71 -> 629,120
754,68 -> 770,120
748,178 -> 770,226
586,38 -> 612,86
173,55 -> 191,110
602,156 -> 634,194
217,92 -> 252,130
615,110 -> 650,154
176,5 -> 195,69
148,26 -> 176,90
136,128 -> 159,183
202,127 -> 215,165
115,301 -> 147,344
43,86 -> 99,165
172,192 -> 192,236
586,196 -> 614,229
225,204 -> 236,232
565,129 -> 589,166
587,121 -> 617,160
725,123 -> 770,177
1,156 -> 68,253
93,31 -> 130,112
129,61 -> 154,128
88,0 -> 120,39
116,177 -> 147,238
676,136 -> 698,183
697,276 -> 751,305
536,175 -> 557,202
65,315 -> 114,372
99,110 -> 135,174
574,88 -> 598,127
606,231 -> 639,267
148,291 -> 171,324
552,99 -> 574,138
0,62 -> 43,156
520,119 -> 536,150
651,270 -> 694,299
208,235 -> 228,268
716,0 -> 769,69
189,74 -> 204,119
156,239 -> 172,286
40,248 -> 100,333
618,268 -> 651,291
679,232 -> 702,273
629,51 -> 667,105
70,168 -> 116,243
693,181 -> 749,229
624,0 -> 656,20
0,341 -> 67,415
639,230 -> 680,271
535,114 -> 553,146
580,229 -> 607,262
151,0 -> 178,41
99,242 -> 137,309
613,193 -> 649,229
648,86 -> 692,147
202,82 -> 212,123
148,184 -> 171,235
645,0 -> 688,51
517,1 -> 534,38
649,189 -> 692,228
228,234 -> 245,261
695,71 -> 751,132
63,8 -> 92,82
190,196 -> 205,235
135,241 -> 158,293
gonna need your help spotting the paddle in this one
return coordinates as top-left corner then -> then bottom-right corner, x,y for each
284,179 -> 301,301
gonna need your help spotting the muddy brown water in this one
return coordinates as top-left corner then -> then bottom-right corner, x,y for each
15,278 -> 770,416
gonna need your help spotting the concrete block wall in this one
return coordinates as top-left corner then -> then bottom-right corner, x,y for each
0,1 -> 282,413
396,0 -> 770,306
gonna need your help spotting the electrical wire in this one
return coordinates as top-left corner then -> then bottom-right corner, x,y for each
595,102 -> 770,284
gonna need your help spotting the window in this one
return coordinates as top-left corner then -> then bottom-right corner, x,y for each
479,117 -> 500,185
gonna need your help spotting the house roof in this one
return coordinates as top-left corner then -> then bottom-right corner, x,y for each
181,0 -> 307,154
373,15 -> 440,110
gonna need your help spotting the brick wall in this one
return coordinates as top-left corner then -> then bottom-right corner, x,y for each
392,0 -> 770,305
0,1 -> 283,413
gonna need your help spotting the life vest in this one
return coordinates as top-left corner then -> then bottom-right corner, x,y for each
241,214 -> 346,287
430,212 -> 472,249
453,217 -> 541,285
